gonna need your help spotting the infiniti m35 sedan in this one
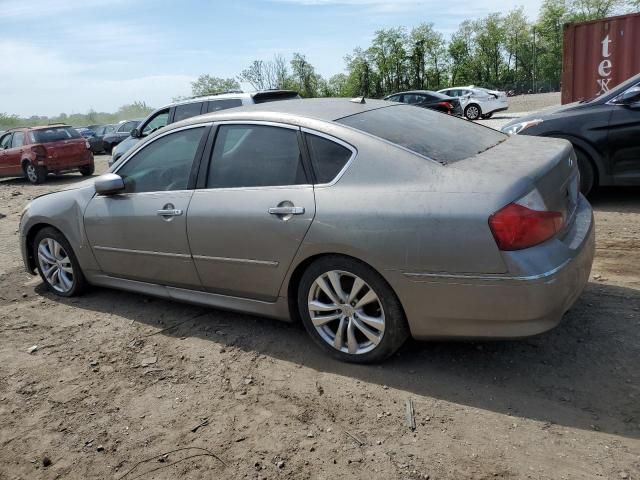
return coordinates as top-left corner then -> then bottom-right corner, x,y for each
20,99 -> 595,363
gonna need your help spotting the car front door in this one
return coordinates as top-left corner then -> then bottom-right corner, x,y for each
187,122 -> 316,302
83,124 -> 209,288
2,131 -> 25,176
608,85 -> 640,183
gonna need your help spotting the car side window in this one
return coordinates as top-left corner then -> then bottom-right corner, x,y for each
142,110 -> 170,136
207,99 -> 243,113
387,95 -> 401,102
11,132 -> 24,148
0,133 -> 12,149
116,127 -> 205,194
118,121 -> 137,133
173,102 -> 204,122
206,124 -> 307,188
305,133 -> 353,184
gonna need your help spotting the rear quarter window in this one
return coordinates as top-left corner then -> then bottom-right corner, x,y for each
337,105 -> 506,164
305,133 -> 353,184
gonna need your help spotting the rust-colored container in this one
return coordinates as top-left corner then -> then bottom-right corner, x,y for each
562,12 -> 640,104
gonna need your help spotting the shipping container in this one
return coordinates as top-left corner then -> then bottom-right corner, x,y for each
562,12 -> 640,104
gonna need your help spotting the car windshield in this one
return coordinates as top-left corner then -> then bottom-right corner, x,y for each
337,105 -> 506,164
32,127 -> 81,143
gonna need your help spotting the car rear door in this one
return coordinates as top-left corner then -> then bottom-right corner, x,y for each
187,122 -> 316,302
83,124 -> 209,288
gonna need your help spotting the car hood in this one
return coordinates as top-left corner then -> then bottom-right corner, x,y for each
502,101 -> 584,127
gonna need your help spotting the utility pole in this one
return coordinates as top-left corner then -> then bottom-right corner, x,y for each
532,26 -> 537,93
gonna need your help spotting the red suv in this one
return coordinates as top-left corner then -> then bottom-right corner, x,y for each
0,125 -> 94,184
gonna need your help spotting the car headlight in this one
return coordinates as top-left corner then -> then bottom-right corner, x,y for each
502,119 -> 544,136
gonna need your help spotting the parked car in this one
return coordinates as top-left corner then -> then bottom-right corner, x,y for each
383,90 -> 463,116
20,98 -> 594,363
88,124 -> 117,154
438,86 -> 509,120
109,90 -> 301,165
75,127 -> 95,138
0,125 -> 94,184
102,119 -> 141,154
502,72 -> 640,195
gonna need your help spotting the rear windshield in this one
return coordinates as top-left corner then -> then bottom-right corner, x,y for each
337,105 -> 506,164
31,127 -> 81,143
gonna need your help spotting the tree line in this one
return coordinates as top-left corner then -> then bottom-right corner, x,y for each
2,0 -> 637,129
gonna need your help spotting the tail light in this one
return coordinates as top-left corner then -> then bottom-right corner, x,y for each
489,189 -> 564,251
437,101 -> 453,112
31,145 -> 47,158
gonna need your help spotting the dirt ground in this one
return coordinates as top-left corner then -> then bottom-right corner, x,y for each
1,148 -> 639,480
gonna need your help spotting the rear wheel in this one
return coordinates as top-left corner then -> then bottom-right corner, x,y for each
33,227 -> 87,297
575,148 -> 596,196
23,160 -> 47,184
298,256 -> 409,363
464,104 -> 482,120
79,163 -> 95,176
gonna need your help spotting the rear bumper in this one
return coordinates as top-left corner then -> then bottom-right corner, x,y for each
391,195 -> 595,339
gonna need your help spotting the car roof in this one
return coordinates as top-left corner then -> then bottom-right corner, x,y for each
174,98 -> 392,126
158,90 -> 298,110
6,124 -> 73,132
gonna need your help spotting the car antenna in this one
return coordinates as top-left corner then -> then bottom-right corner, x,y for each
350,96 -> 366,104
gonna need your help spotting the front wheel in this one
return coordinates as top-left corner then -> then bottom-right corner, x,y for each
575,149 -> 596,196
464,104 -> 482,120
298,256 -> 409,363
33,227 -> 87,297
23,160 -> 47,184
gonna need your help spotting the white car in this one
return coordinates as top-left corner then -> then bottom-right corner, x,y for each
438,86 -> 509,120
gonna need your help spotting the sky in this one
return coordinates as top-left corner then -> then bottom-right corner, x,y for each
0,0 -> 543,117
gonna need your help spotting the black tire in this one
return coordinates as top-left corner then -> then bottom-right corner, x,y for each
33,227 -> 87,297
464,104 -> 482,120
105,143 -> 113,155
23,160 -> 47,184
297,255 -> 409,363
79,162 -> 95,176
575,148 -> 596,196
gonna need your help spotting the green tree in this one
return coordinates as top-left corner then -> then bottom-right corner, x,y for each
191,75 -> 240,97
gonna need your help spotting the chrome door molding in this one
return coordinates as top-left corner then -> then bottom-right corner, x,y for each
92,245 -> 192,259
192,255 -> 279,267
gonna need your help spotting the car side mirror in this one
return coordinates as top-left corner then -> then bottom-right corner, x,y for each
617,86 -> 640,105
94,173 -> 125,195
130,128 -> 140,138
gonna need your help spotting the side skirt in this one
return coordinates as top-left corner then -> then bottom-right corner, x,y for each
88,274 -> 292,321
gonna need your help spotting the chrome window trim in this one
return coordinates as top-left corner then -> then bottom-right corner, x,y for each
300,127 -> 358,188
212,120 -> 300,130
196,184 -> 314,193
113,123 -> 212,175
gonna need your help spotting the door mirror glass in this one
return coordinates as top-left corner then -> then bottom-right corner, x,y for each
95,173 -> 125,195
617,86 -> 640,105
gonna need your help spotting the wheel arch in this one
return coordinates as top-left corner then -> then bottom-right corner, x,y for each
464,102 -> 482,118
24,222 -> 61,273
284,252 -> 406,325
539,133 -> 608,186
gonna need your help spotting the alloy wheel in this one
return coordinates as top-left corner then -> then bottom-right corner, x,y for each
25,164 -> 38,183
37,238 -> 74,293
307,270 -> 385,355
466,105 -> 480,120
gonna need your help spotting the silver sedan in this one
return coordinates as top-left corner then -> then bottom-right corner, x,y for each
19,99 -> 595,363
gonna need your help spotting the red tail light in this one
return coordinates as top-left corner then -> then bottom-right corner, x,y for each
489,203 -> 563,251
31,145 -> 47,158
438,101 -> 453,111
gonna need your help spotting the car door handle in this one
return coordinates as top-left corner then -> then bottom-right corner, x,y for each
268,206 -> 305,215
157,208 -> 183,217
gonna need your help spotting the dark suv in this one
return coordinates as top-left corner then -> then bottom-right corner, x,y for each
0,125 -> 94,184
102,119 -> 141,154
